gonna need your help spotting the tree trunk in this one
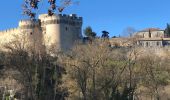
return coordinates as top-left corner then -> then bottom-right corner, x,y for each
92,68 -> 96,100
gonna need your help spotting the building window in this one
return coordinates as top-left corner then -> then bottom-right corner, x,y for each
157,42 -> 159,46
139,42 -> 143,46
146,42 -> 149,47
65,27 -> 68,31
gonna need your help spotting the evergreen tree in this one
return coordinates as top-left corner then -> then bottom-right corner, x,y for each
83,26 -> 96,38
101,30 -> 109,38
165,23 -> 170,37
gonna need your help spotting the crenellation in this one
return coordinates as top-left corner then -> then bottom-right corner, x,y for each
40,14 -> 82,26
78,17 -> 83,21
39,14 -> 82,24
0,28 -> 19,35
19,20 -> 40,30
19,20 -> 39,26
57,14 -> 82,21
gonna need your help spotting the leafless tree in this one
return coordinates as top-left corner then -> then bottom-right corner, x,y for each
137,53 -> 170,100
1,33 -> 68,100
23,0 -> 79,18
122,27 -> 137,37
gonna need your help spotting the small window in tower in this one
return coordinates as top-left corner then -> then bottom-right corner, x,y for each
65,27 -> 68,31
146,42 -> 149,47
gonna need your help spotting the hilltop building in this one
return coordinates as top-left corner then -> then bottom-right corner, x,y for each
110,28 -> 170,48
135,28 -> 170,47
0,14 -> 83,52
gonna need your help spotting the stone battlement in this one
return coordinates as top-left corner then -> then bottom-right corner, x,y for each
39,14 -> 82,22
39,14 -> 82,26
19,20 -> 39,26
0,28 -> 18,35
19,20 -> 40,29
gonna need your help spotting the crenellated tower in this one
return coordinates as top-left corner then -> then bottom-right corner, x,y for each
39,14 -> 83,51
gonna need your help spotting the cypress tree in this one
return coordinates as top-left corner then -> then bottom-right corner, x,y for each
165,23 -> 170,37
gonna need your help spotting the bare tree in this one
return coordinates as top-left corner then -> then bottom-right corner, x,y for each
137,53 -> 170,100
23,0 -> 79,18
61,40 -> 143,100
122,27 -> 137,37
1,33 -> 68,100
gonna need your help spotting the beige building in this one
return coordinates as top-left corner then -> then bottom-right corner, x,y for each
110,28 -> 170,48
0,14 -> 83,52
135,28 -> 170,47
135,28 -> 164,38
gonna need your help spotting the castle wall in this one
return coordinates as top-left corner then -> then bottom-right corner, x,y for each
0,28 -> 20,50
0,20 -> 44,52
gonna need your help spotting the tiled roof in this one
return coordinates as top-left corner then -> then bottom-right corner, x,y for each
139,28 -> 164,32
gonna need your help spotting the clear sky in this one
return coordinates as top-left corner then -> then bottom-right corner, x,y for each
0,0 -> 170,37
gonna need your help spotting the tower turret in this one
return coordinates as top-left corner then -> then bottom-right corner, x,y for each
19,20 -> 43,52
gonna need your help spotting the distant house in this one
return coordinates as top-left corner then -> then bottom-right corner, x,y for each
109,28 -> 170,48
134,28 -> 170,47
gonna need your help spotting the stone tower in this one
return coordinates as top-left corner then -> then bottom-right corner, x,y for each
39,14 -> 83,51
18,20 -> 43,52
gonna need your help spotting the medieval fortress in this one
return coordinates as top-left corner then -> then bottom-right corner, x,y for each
0,13 -> 170,54
0,14 -> 83,52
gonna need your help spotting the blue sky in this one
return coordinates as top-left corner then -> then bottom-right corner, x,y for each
0,0 -> 170,37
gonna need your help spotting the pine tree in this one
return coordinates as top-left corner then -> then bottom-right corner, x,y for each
101,30 -> 109,38
84,26 -> 96,38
